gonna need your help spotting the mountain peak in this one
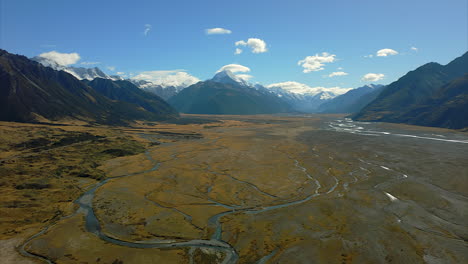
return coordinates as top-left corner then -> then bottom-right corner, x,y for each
32,56 -> 112,81
364,84 -> 383,89
211,70 -> 248,86
212,69 -> 238,81
63,66 -> 110,80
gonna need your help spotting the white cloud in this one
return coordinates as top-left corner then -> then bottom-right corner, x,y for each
234,48 -> 243,55
411,46 -> 418,52
235,40 -> 247,46
235,38 -> 268,53
236,74 -> 253,81
376,48 -> 398,57
144,24 -> 152,36
132,70 -> 200,88
205,28 -> 232,35
216,64 -> 250,73
37,51 -> 80,66
116,72 -> 125,75
266,81 -> 351,96
337,67 -> 343,70
106,66 -> 116,71
364,54 -> 374,58
80,61 -> 101,65
328,71 -> 348,77
297,52 -> 336,73
362,73 -> 385,82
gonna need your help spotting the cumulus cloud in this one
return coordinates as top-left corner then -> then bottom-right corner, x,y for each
411,46 -> 418,52
376,48 -> 398,57
364,54 -> 374,58
116,72 -> 125,75
132,70 -> 200,88
298,52 -> 336,73
235,38 -> 268,53
205,28 -> 232,35
362,73 -> 385,82
328,71 -> 348,77
266,81 -> 351,96
144,24 -> 152,36
216,64 -> 250,73
37,51 -> 80,66
80,61 -> 101,65
106,66 -> 116,71
235,40 -> 247,46
234,48 -> 243,55
236,74 -> 254,81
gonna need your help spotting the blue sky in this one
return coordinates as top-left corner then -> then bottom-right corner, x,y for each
1,0 -> 467,90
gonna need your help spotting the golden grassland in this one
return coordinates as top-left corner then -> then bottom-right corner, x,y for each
0,115 -> 466,263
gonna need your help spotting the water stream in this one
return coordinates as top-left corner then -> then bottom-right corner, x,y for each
20,132 -> 337,264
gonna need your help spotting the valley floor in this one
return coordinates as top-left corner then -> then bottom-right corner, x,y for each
0,115 -> 467,263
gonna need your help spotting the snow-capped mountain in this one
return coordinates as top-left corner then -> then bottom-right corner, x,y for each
132,69 -> 251,100
63,67 -> 111,80
129,71 -> 201,100
33,55 -> 358,113
265,82 -> 352,112
33,56 -> 115,81
318,84 -> 385,113
129,80 -> 186,100
168,71 -> 291,114
109,75 -> 125,81
211,70 -> 250,87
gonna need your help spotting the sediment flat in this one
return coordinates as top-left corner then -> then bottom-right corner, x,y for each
1,114 -> 467,263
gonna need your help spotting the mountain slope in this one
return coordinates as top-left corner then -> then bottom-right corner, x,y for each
84,78 -> 177,116
211,70 -> 249,87
396,74 -> 468,129
319,84 -> 384,113
64,67 -> 111,80
132,79 -> 184,100
354,52 -> 468,125
0,49 -> 176,124
168,80 -> 291,114
33,56 -> 114,81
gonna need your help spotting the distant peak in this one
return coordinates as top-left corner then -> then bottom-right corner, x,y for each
211,70 -> 249,86
212,69 -> 238,80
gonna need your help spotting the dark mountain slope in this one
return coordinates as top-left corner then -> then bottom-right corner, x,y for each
0,49 -> 176,124
319,84 -> 384,113
397,74 -> 468,129
168,80 -> 290,114
84,78 -> 177,116
354,52 -> 468,125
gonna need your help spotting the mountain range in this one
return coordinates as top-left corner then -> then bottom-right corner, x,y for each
318,84 -> 385,113
132,80 -> 186,100
1,48 -> 467,129
168,70 -> 291,114
265,84 -> 345,113
32,56 -> 125,81
131,72 -> 350,113
354,51 -> 468,129
84,78 -> 177,116
0,50 -> 177,125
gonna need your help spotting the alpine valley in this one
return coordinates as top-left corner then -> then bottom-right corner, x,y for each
0,44 -> 467,264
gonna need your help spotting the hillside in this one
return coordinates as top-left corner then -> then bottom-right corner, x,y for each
354,51 -> 468,128
319,84 -> 384,113
168,80 -> 291,114
85,78 -> 177,117
397,74 -> 468,129
0,49 -> 176,124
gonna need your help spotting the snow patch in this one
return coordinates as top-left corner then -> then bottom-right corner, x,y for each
384,192 -> 398,201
